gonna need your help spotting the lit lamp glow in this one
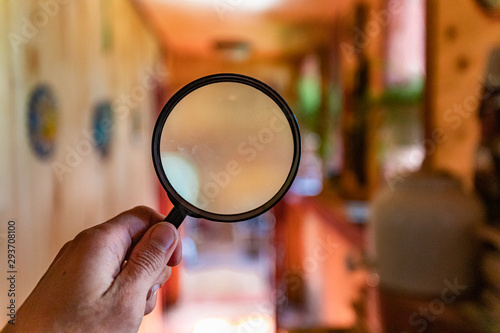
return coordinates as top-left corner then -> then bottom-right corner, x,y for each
236,315 -> 273,333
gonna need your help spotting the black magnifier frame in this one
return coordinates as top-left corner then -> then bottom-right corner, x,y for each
152,73 -> 301,228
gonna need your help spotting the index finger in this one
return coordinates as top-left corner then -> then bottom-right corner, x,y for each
104,206 -> 166,241
100,206 -> 166,259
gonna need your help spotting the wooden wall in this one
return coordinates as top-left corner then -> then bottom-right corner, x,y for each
426,0 -> 500,187
0,0 -> 164,330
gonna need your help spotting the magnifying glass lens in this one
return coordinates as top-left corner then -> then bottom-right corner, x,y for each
153,74 -> 300,225
160,81 -> 295,215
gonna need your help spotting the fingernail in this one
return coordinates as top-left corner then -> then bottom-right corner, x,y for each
150,223 -> 176,251
147,284 -> 161,300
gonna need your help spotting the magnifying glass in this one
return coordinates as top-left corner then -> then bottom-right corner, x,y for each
152,73 -> 301,228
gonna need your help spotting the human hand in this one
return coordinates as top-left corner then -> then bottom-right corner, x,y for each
3,206 -> 182,333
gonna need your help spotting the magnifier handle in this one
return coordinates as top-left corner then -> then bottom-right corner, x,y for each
164,206 -> 187,229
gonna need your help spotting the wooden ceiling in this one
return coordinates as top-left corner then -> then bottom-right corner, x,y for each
134,0 -> 350,61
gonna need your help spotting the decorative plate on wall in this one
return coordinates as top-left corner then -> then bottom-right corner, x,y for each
92,101 -> 114,157
27,84 -> 58,159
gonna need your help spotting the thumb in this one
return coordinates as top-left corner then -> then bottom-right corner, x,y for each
117,222 -> 178,296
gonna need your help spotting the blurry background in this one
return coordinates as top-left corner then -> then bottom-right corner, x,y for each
1,0 -> 500,332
